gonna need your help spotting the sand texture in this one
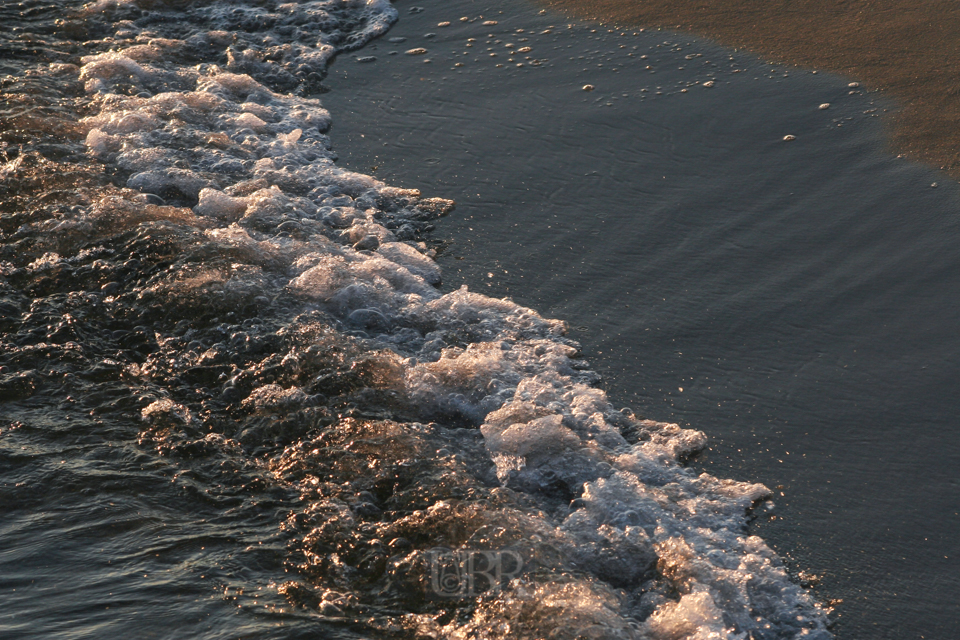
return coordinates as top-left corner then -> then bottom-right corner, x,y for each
542,0 -> 960,178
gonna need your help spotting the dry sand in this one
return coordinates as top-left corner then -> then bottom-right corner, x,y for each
541,0 -> 960,178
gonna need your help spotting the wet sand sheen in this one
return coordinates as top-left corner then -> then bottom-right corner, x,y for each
542,0 -> 960,178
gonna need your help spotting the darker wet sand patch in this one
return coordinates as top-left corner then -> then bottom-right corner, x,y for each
541,0 -> 960,178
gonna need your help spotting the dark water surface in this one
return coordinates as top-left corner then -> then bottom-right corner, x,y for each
322,0 -> 960,638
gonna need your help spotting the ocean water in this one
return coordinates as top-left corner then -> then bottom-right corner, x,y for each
0,1 -> 952,640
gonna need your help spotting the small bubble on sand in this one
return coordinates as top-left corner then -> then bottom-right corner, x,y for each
931,182 -> 939,188
703,80 -> 715,87
783,134 -> 796,141
819,103 -> 830,109
848,81 -> 860,87
483,20 -> 498,25
356,56 -> 376,63
405,48 -> 428,55
582,84 -> 595,91
438,21 -> 451,27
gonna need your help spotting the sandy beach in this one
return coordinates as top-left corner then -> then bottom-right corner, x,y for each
543,0 -> 960,178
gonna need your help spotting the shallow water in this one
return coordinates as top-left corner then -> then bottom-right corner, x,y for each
0,0 -> 842,639
321,0 -> 960,638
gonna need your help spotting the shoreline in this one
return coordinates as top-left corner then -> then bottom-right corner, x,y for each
541,0 -> 960,179
0,2 -> 841,638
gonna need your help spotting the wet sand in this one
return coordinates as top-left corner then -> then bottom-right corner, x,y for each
542,0 -> 960,178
